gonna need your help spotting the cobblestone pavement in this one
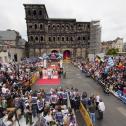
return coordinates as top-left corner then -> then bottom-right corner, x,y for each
32,63 -> 126,126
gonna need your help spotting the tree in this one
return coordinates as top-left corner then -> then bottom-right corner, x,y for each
106,48 -> 119,55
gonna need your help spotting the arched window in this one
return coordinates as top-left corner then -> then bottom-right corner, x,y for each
66,25 -> 69,30
33,10 -> 37,15
78,37 -> 81,40
28,10 -> 31,15
40,24 -> 43,29
71,37 -> 73,41
57,37 -> 60,41
62,25 -> 64,30
78,24 -> 81,30
30,36 -> 33,41
57,25 -> 60,29
48,25 -> 51,30
39,10 -> 42,15
78,24 -> 81,27
62,37 -> 64,41
53,37 -> 55,41
52,25 -> 56,30
35,24 -> 37,29
29,25 -> 32,29
66,37 -> 69,41
41,36 -> 43,41
49,37 -> 51,41
35,36 -> 38,41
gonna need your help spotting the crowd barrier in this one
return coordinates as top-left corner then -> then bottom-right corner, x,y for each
79,102 -> 93,126
115,90 -> 126,104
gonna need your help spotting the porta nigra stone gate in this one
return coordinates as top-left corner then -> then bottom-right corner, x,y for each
24,4 -> 101,59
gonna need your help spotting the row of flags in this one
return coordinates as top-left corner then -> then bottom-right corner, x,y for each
95,55 -> 125,74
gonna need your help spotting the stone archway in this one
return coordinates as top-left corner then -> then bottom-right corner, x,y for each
63,50 -> 71,60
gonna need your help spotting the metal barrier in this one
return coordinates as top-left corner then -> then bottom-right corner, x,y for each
79,102 -> 93,126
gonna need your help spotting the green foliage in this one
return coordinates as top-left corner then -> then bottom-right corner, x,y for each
106,48 -> 119,55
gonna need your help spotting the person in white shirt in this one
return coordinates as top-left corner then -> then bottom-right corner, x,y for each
61,105 -> 69,116
48,69 -> 52,79
95,94 -> 100,110
2,84 -> 7,94
97,99 -> 105,120
44,110 -> 53,124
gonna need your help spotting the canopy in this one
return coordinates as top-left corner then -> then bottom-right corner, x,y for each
43,53 -> 63,60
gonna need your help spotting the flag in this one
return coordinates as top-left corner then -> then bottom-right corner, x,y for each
104,57 -> 114,73
95,55 -> 101,63
104,66 -> 109,74
107,57 -> 114,68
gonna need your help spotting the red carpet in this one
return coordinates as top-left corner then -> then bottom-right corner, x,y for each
36,78 -> 61,85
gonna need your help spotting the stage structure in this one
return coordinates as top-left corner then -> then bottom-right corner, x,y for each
42,52 -> 63,68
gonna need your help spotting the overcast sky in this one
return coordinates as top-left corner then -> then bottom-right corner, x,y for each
0,0 -> 126,42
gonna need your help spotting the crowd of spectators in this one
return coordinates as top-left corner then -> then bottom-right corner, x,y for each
0,60 -> 39,126
34,87 -> 77,126
0,56 -> 112,126
73,56 -> 126,99
0,85 -> 78,126
81,92 -> 105,125
0,60 -> 75,126
69,87 -> 105,126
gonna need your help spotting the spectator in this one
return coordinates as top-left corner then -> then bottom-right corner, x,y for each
25,105 -> 33,125
55,106 -> 63,125
88,100 -> 96,125
95,94 -> 100,110
97,99 -> 105,120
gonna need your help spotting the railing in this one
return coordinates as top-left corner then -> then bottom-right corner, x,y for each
79,102 -> 93,126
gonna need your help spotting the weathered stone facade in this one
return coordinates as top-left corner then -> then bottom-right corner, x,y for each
0,30 -> 26,62
24,4 -> 101,59
101,37 -> 123,53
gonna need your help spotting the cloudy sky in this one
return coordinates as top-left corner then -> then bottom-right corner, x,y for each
0,0 -> 126,42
